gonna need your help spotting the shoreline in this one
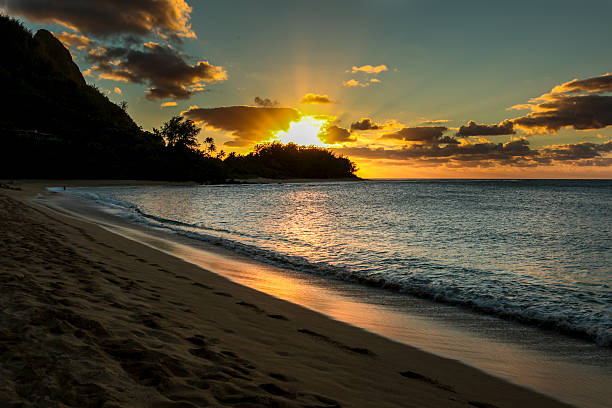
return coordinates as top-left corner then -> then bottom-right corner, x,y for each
43,182 -> 612,408
1,182 -> 577,407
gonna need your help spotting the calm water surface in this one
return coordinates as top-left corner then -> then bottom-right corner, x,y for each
70,180 -> 612,347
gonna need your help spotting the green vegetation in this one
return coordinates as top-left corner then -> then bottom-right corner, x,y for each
0,15 -> 357,182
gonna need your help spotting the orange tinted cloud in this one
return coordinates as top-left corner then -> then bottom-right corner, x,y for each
382,126 -> 457,145
457,120 -> 515,137
182,106 -> 301,146
161,101 -> 177,107
335,140 -> 612,168
6,0 -> 195,39
301,93 -> 332,104
343,79 -> 369,88
550,73 -> 612,94
53,31 -> 92,50
88,43 -> 226,99
511,73 -> 612,133
318,125 -> 355,144
99,72 -> 129,82
351,64 -> 388,74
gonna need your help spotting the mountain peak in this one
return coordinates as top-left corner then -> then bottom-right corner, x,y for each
33,29 -> 86,86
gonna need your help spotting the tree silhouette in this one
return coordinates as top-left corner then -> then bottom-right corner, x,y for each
154,116 -> 200,150
203,136 -> 216,155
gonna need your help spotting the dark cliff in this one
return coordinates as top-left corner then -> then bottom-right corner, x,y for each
33,29 -> 87,86
0,15 -> 172,179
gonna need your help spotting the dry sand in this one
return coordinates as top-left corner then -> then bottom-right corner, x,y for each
0,182 -> 573,407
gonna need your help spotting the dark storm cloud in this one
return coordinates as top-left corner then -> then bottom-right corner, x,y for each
87,43 -> 226,100
350,118 -> 382,130
381,126 -> 458,145
318,125 -> 355,144
511,73 -> 612,133
334,140 -> 612,167
254,97 -> 279,107
4,0 -> 195,39
182,106 -> 301,146
457,120 -> 515,137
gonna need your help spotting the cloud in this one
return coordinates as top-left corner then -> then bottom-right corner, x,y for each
334,140 -> 612,168
457,120 -> 515,137
87,43 -> 226,100
318,125 -> 355,144
343,79 -> 369,88
550,73 -> 612,94
254,97 -> 279,107
82,67 -> 94,76
419,119 -> 450,125
114,87 -> 121,94
5,0 -> 195,39
511,73 -> 612,133
540,141 -> 612,161
350,118 -> 382,130
382,126 -> 458,144
301,93 -> 332,104
351,64 -> 388,74
52,31 -> 92,50
182,106 -> 301,146
370,78 -> 381,83
513,95 -> 612,133
161,101 -> 177,107
334,139 -> 533,166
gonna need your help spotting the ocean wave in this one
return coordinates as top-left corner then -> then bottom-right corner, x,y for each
67,188 -> 612,347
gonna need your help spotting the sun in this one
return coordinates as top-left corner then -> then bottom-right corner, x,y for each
274,116 -> 328,147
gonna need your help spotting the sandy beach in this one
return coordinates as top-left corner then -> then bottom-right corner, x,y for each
0,182 -> 573,408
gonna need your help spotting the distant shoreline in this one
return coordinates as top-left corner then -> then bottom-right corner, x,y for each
1,178 -> 363,188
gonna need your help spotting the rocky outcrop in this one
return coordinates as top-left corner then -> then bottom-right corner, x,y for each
33,29 -> 86,86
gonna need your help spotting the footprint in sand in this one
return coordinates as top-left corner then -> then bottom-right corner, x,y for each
298,329 -> 374,356
399,370 -> 455,393
469,402 -> 499,408
259,383 -> 295,398
191,282 -> 212,290
236,301 -> 264,313
269,372 -> 296,382
266,314 -> 289,321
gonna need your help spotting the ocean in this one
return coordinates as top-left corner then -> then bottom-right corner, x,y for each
66,180 -> 612,347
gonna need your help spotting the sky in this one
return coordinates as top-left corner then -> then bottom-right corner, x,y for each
3,0 -> 612,178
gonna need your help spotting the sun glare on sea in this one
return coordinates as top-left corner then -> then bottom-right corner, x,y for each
275,116 -> 328,147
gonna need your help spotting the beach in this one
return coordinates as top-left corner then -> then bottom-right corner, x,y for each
0,182 -> 574,407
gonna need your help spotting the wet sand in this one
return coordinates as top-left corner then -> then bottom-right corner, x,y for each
0,182 -> 573,407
